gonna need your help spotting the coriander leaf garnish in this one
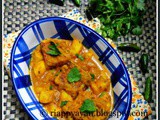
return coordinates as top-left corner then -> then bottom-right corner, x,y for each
132,26 -> 142,35
99,92 -> 106,98
55,69 -> 62,76
67,67 -> 81,83
86,0 -> 145,40
86,87 -> 90,91
76,54 -> 84,61
46,42 -> 61,56
55,43 -> 59,46
80,99 -> 96,113
46,50 -> 60,56
60,101 -> 68,107
135,0 -> 145,10
90,73 -> 95,80
49,85 -> 53,90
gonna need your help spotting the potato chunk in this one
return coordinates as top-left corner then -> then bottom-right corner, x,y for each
33,60 -> 46,77
32,45 -> 43,61
34,87 -> 46,94
54,74 -> 62,85
84,49 -> 93,59
49,103 -> 61,113
90,79 -> 109,95
90,82 -> 99,95
39,91 -> 54,103
41,40 -> 70,67
70,39 -> 82,54
44,103 -> 61,117
60,90 -> 73,101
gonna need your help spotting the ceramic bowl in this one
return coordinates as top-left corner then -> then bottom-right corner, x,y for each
10,17 -> 132,120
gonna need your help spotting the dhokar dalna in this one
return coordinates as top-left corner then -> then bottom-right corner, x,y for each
29,38 -> 114,120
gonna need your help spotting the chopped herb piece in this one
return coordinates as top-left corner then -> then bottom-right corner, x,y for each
46,50 -> 60,56
99,92 -> 106,98
76,54 -> 84,61
80,99 -> 96,113
60,101 -> 68,107
55,43 -> 59,46
46,42 -> 61,56
67,67 -> 81,83
135,0 -> 145,10
86,87 -> 90,91
50,70 -> 55,74
90,73 -> 95,80
49,85 -> 53,90
55,70 -> 61,76
72,0 -> 81,7
132,26 -> 143,35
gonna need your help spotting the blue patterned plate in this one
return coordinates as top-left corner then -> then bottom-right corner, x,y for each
10,17 -> 132,120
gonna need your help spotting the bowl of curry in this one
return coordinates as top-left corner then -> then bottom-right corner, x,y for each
10,17 -> 132,120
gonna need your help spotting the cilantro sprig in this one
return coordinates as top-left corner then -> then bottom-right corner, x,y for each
60,101 -> 68,107
67,67 -> 81,83
90,73 -> 95,80
46,42 -> 61,56
49,85 -> 53,90
99,92 -> 106,98
80,99 -> 96,113
87,0 -> 146,40
76,54 -> 84,61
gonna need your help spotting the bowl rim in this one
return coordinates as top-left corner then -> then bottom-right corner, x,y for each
10,16 -> 132,120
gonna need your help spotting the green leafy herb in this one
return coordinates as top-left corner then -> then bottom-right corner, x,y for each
60,101 -> 68,107
50,70 -> 55,74
55,43 -> 59,46
99,92 -> 106,98
72,0 -> 81,6
87,0 -> 146,40
86,87 -> 90,91
46,42 -> 61,56
76,54 -> 84,61
90,73 -> 95,80
55,70 -> 62,76
80,99 -> 96,113
49,85 -> 53,90
67,67 -> 81,83
132,26 -> 143,35
135,0 -> 145,10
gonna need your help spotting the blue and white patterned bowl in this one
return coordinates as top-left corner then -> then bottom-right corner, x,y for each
10,17 -> 132,120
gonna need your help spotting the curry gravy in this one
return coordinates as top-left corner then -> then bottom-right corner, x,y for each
30,38 -> 114,120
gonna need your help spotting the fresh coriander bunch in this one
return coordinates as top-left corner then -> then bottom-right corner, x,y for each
86,0 -> 146,40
